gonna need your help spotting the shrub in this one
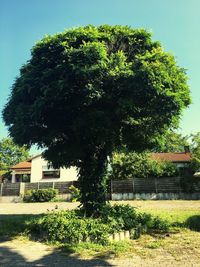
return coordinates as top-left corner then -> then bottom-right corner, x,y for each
23,188 -> 58,202
69,185 -> 81,202
29,210 -> 111,244
100,204 -> 169,232
179,175 -> 200,193
110,151 -> 178,180
137,212 -> 170,232
186,215 -> 200,231
100,204 -> 138,231
28,204 -> 170,245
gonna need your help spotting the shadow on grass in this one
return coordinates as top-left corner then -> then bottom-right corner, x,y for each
0,214 -> 114,266
0,245 -> 113,267
0,214 -> 41,239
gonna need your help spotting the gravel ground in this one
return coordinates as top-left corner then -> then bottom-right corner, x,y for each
0,201 -> 200,266
0,200 -> 200,215
0,239 -> 200,267
0,202 -> 79,215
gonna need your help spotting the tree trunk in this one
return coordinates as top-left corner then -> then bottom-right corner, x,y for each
78,147 -> 108,216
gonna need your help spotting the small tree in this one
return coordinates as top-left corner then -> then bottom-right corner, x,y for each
189,132 -> 200,173
110,151 -> 178,179
152,130 -> 189,152
0,137 -> 30,181
0,137 -> 30,170
3,25 -> 190,215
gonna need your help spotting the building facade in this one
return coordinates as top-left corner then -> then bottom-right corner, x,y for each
11,154 -> 78,183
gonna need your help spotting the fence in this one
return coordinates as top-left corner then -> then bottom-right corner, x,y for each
0,177 -> 200,200
0,181 -> 79,197
1,183 -> 20,196
111,177 -> 200,200
111,177 -> 182,194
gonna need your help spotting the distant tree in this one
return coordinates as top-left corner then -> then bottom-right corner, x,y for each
190,132 -> 200,156
0,138 -> 30,180
189,132 -> 200,172
3,25 -> 190,215
152,130 -> 189,152
110,151 -> 177,180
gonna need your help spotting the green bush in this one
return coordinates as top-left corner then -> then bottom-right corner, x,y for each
137,212 -> 170,232
179,175 -> 200,193
30,210 -> 111,244
100,204 -> 169,232
186,215 -> 200,231
110,151 -> 178,179
69,185 -> 81,202
23,188 -> 58,202
28,204 -> 170,245
100,204 -> 138,231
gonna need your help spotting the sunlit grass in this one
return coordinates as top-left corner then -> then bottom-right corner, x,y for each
116,200 -> 200,226
0,200 -> 199,260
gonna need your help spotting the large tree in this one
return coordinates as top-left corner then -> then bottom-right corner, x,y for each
3,25 -> 190,215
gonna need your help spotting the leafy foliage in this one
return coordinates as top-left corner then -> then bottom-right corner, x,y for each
179,175 -> 200,192
23,189 -> 58,202
3,25 -> 190,214
100,204 -> 138,231
137,213 -> 170,232
189,133 -> 200,173
186,215 -> 200,231
69,185 -> 81,202
0,138 -> 30,171
30,210 -> 112,244
110,151 -> 178,179
29,204 -> 170,244
152,130 -> 189,152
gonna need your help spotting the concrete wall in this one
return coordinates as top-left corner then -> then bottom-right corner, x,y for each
31,156 -> 78,182
0,194 -> 72,203
112,192 -> 200,200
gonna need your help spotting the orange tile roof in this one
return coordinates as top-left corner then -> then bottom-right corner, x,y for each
11,161 -> 31,169
151,152 -> 192,162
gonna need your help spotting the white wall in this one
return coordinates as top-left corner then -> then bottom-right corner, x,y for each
30,156 -> 78,182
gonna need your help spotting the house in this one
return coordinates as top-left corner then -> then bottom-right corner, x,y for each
11,149 -> 193,183
151,151 -> 191,165
150,151 -> 192,175
11,154 -> 78,183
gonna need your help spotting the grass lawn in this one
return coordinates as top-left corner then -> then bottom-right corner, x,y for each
0,215 -> 39,238
0,200 -> 200,237
62,229 -> 200,261
0,200 -> 200,262
115,200 -> 200,225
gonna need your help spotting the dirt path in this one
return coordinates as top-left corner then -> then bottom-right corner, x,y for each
0,239 -> 200,267
0,202 -> 79,215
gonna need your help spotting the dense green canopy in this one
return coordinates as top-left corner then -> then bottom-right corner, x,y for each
0,137 -> 30,171
3,25 -> 191,214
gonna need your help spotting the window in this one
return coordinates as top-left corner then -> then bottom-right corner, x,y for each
15,174 -> 30,182
22,174 -> 31,182
42,165 -> 60,179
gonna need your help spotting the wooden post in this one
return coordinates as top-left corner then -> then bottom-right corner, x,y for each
110,180 -> 113,200
19,182 -> 25,196
178,177 -> 182,193
0,183 -> 3,196
132,178 -> 135,193
155,178 -> 158,193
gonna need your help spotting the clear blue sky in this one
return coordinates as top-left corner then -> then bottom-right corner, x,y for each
1,0 -> 200,146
